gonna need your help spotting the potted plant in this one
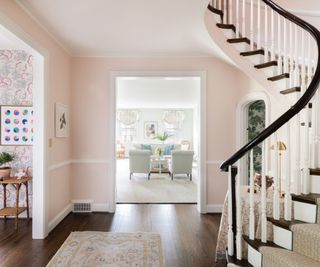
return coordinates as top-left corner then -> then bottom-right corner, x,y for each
153,132 -> 171,143
0,152 -> 15,179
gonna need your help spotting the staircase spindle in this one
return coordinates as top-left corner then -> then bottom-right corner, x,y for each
236,0 -> 240,38
271,9 -> 275,60
315,91 -> 320,168
228,0 -> 233,24
277,14 -> 282,75
236,161 -> 242,260
228,165 -> 234,256
294,113 -> 302,195
264,3 -> 269,62
250,0 -> 254,51
257,0 -> 261,49
284,122 -> 292,220
273,133 -> 280,220
261,141 -> 267,243
223,0 -> 227,24
283,18 -> 288,74
294,24 -> 299,87
249,149 -> 255,240
302,105 -> 310,194
301,30 -> 306,92
289,22 -> 294,87
242,0 -> 246,37
307,34 -> 312,88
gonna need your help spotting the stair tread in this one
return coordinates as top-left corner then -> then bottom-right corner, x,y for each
255,61 -> 278,69
310,168 -> 320,176
243,235 -> 280,251
227,37 -> 250,44
280,87 -> 301,95
291,193 -> 320,205
240,49 -> 264,56
259,246 -> 320,267
216,23 -> 236,31
267,217 -> 307,230
207,5 -> 223,16
267,73 -> 290,81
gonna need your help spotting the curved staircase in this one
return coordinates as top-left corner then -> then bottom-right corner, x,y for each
206,1 -> 320,266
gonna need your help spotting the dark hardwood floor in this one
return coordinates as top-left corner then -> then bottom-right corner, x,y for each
0,204 -> 226,267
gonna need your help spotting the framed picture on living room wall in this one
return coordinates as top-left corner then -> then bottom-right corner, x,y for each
144,121 -> 157,138
55,102 -> 69,138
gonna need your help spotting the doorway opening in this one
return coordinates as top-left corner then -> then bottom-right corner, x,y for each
110,71 -> 207,212
0,20 -> 46,238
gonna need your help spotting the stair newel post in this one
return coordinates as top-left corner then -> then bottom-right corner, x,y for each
294,113 -> 302,195
242,0 -> 246,38
228,0 -> 233,25
271,9 -> 275,61
277,14 -> 282,75
273,133 -> 280,220
256,0 -> 261,50
250,0 -> 254,51
249,149 -> 255,240
261,141 -> 267,243
264,3 -> 269,62
236,161 -> 243,260
236,0 -> 240,38
283,18 -> 288,74
284,122 -> 292,221
223,0 -> 227,24
227,165 -> 235,256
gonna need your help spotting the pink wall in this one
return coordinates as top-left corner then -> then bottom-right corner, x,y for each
70,57 -> 265,207
0,0 -> 72,222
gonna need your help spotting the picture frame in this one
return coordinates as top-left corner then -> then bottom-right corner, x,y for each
0,105 -> 33,146
144,121 -> 157,139
55,103 -> 69,138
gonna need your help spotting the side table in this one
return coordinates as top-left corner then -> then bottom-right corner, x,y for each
0,176 -> 32,229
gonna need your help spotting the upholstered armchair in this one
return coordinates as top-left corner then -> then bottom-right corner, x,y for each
169,150 -> 194,181
129,149 -> 152,180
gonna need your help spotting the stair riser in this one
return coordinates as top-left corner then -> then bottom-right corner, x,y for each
212,13 -> 222,23
230,42 -> 250,52
271,78 -> 289,89
273,225 -> 293,250
248,245 -> 262,267
245,54 -> 264,65
221,29 -> 236,39
310,175 -> 320,194
293,201 -> 317,223
262,66 -> 277,77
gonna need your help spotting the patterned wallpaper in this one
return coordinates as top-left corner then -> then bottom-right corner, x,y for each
247,100 -> 265,175
0,50 -> 33,211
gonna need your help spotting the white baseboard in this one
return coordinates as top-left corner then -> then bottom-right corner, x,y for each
92,203 -> 110,212
206,204 -> 223,213
48,203 -> 72,233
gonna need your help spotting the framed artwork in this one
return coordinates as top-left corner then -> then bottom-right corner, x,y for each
0,105 -> 33,146
55,103 -> 69,138
144,121 -> 157,138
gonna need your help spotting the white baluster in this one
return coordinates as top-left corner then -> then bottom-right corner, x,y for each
315,90 -> 320,168
236,161 -> 242,260
302,104 -> 310,194
294,24 -> 299,87
229,0 -> 233,24
242,0 -> 246,37
228,165 -> 234,256
307,34 -> 312,88
261,141 -> 267,242
301,30 -> 306,92
277,14 -> 282,75
249,150 -> 255,240
257,0 -> 261,50
289,22 -> 294,87
283,18 -> 288,74
285,122 -> 292,221
236,0 -> 240,38
273,133 -> 280,220
264,3 -> 269,62
271,10 -> 275,60
295,113 -> 302,195
250,0 -> 254,50
223,0 -> 227,24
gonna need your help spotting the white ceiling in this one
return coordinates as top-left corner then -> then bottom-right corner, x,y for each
17,0 -> 229,59
117,77 -> 200,109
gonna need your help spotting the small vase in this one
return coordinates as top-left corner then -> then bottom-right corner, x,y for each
0,167 -> 11,180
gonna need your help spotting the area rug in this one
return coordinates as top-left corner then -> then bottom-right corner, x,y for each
47,231 -> 165,267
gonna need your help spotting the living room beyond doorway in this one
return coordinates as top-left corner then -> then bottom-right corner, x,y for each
115,76 -> 201,203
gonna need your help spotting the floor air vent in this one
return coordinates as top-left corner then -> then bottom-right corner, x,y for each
72,200 -> 93,213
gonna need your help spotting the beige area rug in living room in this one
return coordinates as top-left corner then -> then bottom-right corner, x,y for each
117,159 -> 197,203
47,231 -> 164,267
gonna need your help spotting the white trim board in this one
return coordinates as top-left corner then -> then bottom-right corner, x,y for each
48,203 -> 72,233
111,70 -> 207,214
206,204 -> 223,213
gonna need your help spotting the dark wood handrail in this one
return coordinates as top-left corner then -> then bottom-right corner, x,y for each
219,0 -> 320,172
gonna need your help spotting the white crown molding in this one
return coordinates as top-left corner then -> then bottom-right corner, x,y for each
15,0 -> 72,56
48,203 -> 72,233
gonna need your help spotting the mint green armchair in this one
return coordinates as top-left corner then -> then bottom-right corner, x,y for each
169,150 -> 194,181
129,149 -> 152,180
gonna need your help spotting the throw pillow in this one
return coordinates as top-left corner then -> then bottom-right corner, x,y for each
140,144 -> 152,152
164,144 -> 174,155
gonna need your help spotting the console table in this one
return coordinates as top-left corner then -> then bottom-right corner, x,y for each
0,176 -> 31,229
